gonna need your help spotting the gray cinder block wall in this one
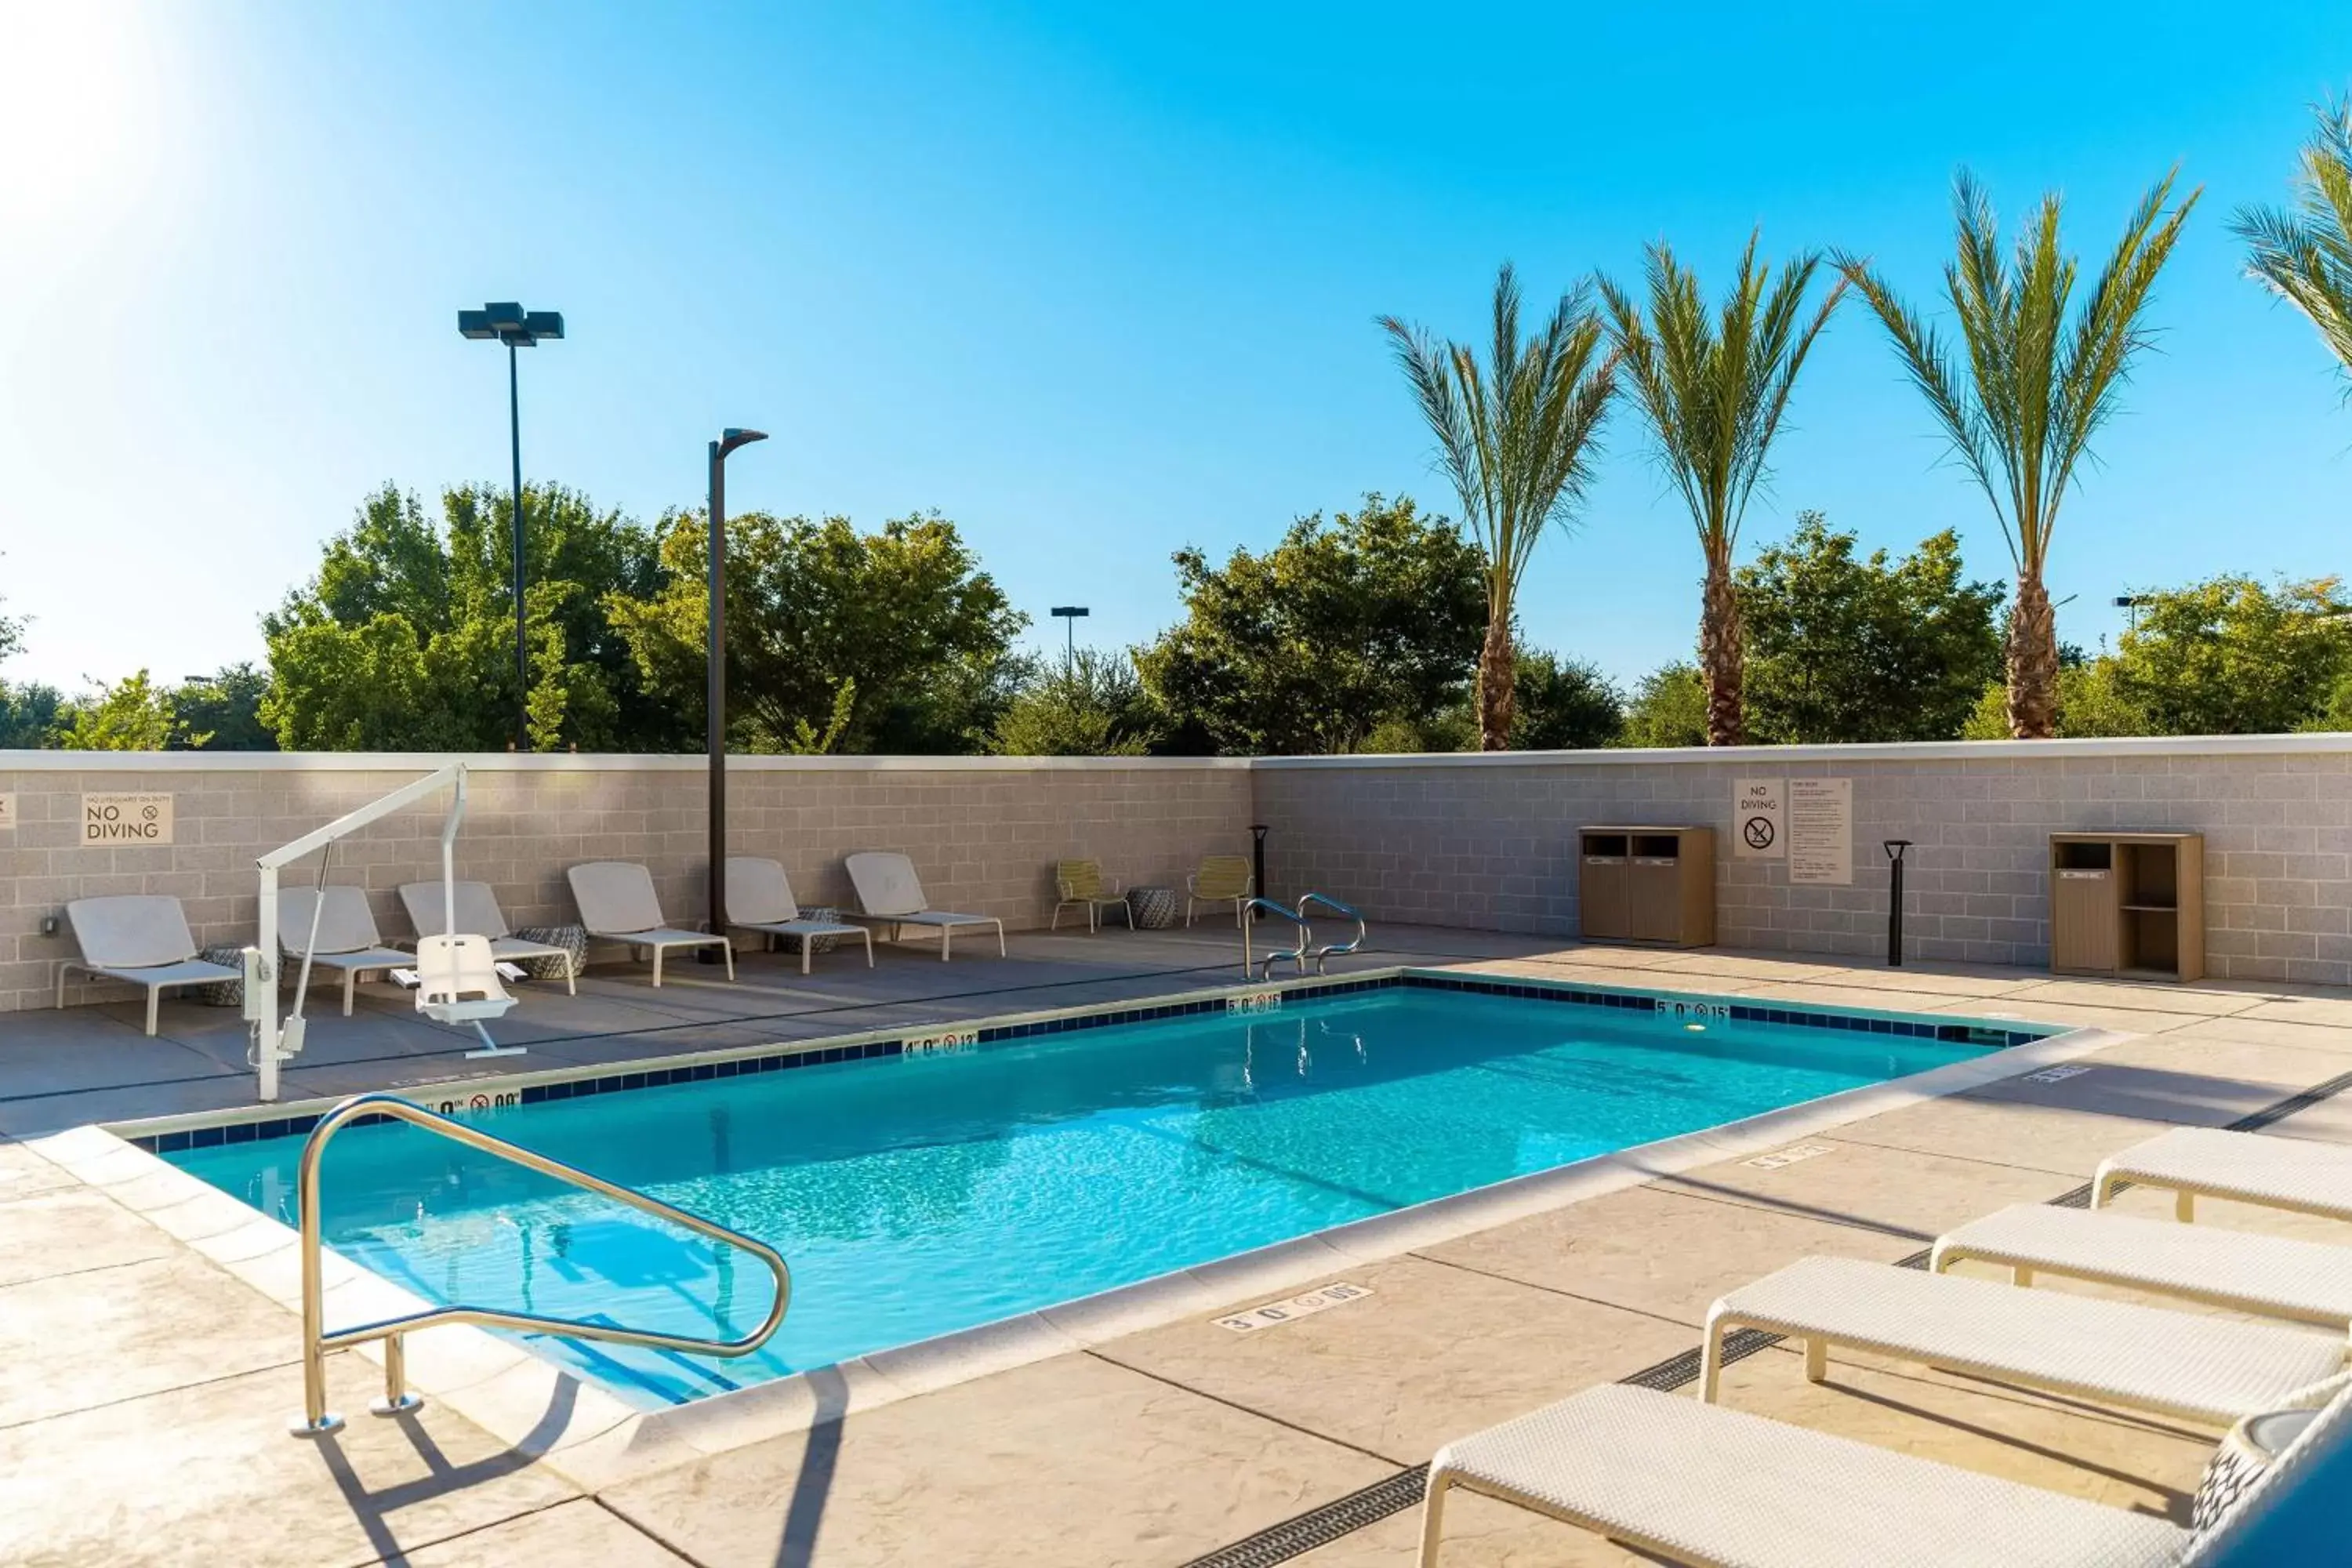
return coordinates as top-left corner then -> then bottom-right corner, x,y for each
5,735 -> 2349,1014
0,753 -> 1254,1014
1253,736 -> 2352,985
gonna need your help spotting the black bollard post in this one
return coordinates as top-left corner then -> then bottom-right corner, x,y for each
1883,839 -> 1914,967
1250,824 -> 1271,905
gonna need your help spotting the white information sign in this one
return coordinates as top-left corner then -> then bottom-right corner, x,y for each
81,792 -> 173,846
0,793 -> 15,832
1733,779 -> 1786,858
1787,777 -> 1853,885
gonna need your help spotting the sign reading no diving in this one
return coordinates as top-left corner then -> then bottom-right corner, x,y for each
82,793 -> 173,846
1733,779 -> 1785,859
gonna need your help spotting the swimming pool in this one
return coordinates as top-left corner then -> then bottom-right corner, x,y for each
162,978 -> 2023,1405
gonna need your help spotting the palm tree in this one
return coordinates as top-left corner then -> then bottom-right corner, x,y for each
1381,266 -> 1616,751
1839,169 -> 2198,739
2235,97 -> 2352,391
1600,235 -> 1844,746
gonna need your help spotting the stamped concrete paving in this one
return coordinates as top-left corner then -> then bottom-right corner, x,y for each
8,935 -> 2352,1566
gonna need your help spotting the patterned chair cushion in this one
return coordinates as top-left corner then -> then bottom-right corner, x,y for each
513,924 -> 587,982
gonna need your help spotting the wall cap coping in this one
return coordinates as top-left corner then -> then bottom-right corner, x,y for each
1252,731 -> 2352,768
0,730 -> 2347,775
0,750 -> 1253,775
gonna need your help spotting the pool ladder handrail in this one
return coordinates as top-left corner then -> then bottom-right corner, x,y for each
289,1091 -> 791,1436
1241,896 -> 1312,979
1294,892 -> 1367,970
1240,892 -> 1370,980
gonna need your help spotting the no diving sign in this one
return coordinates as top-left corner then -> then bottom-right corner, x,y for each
82,793 -> 173,846
1734,779 -> 1784,859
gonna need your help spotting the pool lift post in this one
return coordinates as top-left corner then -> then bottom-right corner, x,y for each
243,761 -> 521,1102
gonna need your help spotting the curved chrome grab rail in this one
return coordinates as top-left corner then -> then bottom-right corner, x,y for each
290,1091 -> 791,1436
1294,892 -> 1368,973
1240,896 -> 1312,980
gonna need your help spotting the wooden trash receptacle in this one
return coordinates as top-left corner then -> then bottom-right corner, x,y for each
1580,826 -> 1715,947
2049,832 -> 2203,982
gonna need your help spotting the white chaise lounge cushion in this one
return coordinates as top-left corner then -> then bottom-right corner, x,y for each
2100,1126 -> 2352,1220
568,862 -> 682,937
844,851 -> 930,918
278,885 -> 405,960
397,880 -> 516,941
1428,1383 -> 2190,1568
1936,1203 -> 2352,1328
726,856 -> 812,926
1708,1255 -> 2349,1425
66,895 -> 204,969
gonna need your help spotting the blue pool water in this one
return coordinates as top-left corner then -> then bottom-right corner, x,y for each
168,986 -> 1994,1405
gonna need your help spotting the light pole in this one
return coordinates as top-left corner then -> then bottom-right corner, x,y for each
706,428 -> 768,957
458,302 -> 564,750
1050,604 -> 1090,666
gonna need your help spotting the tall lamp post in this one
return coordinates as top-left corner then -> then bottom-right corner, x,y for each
457,302 -> 564,751
706,428 -> 769,957
1050,604 -> 1090,666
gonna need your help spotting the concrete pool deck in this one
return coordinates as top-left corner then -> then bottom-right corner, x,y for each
9,928 -> 2352,1565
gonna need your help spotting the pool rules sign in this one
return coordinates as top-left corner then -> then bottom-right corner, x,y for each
82,792 -> 173,845
1734,777 -> 1852,883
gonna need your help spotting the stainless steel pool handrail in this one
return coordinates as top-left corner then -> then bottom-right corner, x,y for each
1295,892 -> 1367,972
1240,897 -> 1312,979
289,1091 -> 791,1436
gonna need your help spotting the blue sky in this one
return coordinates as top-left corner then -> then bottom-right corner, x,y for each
2,1 -> 2348,696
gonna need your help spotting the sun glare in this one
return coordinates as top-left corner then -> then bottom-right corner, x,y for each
0,1 -> 167,223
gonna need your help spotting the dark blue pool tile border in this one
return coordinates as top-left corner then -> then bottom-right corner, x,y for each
126,971 -> 2045,1153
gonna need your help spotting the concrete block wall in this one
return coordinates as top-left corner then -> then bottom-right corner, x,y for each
1253,737 -> 2352,987
0,754 -> 1255,1014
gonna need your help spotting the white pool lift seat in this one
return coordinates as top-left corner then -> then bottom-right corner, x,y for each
397,880 -> 579,995
410,932 -> 524,1058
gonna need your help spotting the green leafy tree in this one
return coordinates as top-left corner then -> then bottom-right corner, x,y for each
0,683 -> 63,749
1134,495 -> 1486,755
1739,514 -> 2003,742
1617,662 -> 1708,749
2235,96 -> 2352,394
1381,266 -> 1617,750
2114,576 -> 2351,735
263,484 -> 674,752
1414,648 -> 1624,751
1602,235 -> 1846,746
57,670 -> 177,750
607,510 -> 1025,755
169,663 -> 277,750
1840,169 -> 2198,739
989,648 -> 1158,757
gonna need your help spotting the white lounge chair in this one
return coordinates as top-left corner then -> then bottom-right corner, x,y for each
1416,1374 -> 2349,1567
397,880 -> 578,995
723,857 -> 873,975
2096,1125 -> 2352,1225
1185,854 -> 1254,927
566,862 -> 734,986
278,886 -> 415,1018
1700,1254 -> 2346,1426
57,895 -> 241,1036
844,851 -> 1004,961
1934,1203 -> 2352,1330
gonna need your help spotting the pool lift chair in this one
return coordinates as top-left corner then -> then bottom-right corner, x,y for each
245,762 -> 521,1102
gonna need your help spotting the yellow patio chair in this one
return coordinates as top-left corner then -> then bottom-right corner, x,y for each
1185,854 -> 1254,927
1052,859 -> 1131,934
